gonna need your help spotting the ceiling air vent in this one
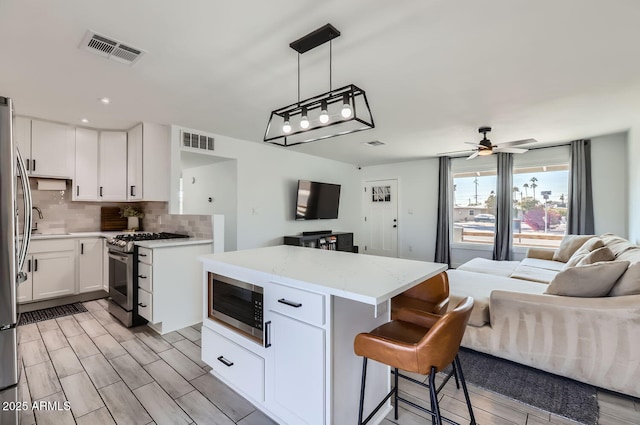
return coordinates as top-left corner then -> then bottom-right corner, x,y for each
364,140 -> 385,147
182,130 -> 215,152
80,30 -> 145,65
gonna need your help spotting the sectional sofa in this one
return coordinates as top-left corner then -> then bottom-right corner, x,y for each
446,233 -> 640,397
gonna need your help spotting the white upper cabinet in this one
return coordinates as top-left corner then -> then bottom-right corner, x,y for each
30,119 -> 74,178
74,128 -> 99,201
127,123 -> 143,200
139,122 -> 170,201
99,131 -> 127,201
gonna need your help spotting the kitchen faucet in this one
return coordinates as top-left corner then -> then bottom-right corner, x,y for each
32,206 -> 43,232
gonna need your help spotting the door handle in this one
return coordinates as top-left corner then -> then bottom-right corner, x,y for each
81,243 -> 84,255
217,356 -> 234,367
26,159 -> 29,171
130,185 -> 135,197
278,298 -> 302,308
32,159 -> 36,172
99,186 -> 103,197
27,259 -> 31,272
34,259 -> 38,272
265,320 -> 272,348
76,185 -> 79,196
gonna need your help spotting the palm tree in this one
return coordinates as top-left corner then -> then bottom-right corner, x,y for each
512,186 -> 520,202
530,177 -> 538,201
523,183 -> 529,198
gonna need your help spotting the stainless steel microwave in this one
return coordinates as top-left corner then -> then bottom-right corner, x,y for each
208,273 -> 263,342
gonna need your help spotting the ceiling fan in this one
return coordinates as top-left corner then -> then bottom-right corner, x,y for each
440,127 -> 536,160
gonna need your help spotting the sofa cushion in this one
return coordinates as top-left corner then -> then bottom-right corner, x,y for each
600,233 -> 637,257
456,258 -> 520,277
564,237 -> 605,268
447,269 -> 547,327
509,265 -> 558,284
545,261 -> 630,297
576,246 -> 615,266
614,247 -> 640,263
553,234 -> 596,263
609,262 -> 640,296
519,258 -> 565,272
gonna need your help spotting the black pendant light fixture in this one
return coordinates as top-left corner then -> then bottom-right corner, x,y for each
264,24 -> 375,147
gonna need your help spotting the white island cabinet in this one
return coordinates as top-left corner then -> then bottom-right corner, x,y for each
199,245 -> 446,425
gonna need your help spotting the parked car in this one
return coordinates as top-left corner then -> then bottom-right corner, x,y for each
474,213 -> 495,222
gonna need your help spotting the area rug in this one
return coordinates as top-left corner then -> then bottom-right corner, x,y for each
18,302 -> 88,326
449,348 -> 598,425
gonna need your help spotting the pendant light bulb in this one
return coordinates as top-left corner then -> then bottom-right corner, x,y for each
300,107 -> 310,129
319,101 -> 329,124
341,95 -> 352,118
282,113 -> 292,133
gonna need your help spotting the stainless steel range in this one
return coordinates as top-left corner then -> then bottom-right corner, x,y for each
107,232 -> 188,327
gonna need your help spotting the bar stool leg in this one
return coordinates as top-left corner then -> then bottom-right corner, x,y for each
454,355 -> 476,425
453,365 -> 461,389
393,368 -> 399,419
358,357 -> 368,425
428,366 -> 443,425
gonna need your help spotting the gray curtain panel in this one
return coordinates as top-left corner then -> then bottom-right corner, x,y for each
493,152 -> 514,261
567,139 -> 595,235
434,156 -> 451,266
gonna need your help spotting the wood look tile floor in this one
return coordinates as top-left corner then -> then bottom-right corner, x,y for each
17,299 -> 639,425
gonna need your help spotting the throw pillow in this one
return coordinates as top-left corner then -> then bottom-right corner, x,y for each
563,237 -> 604,268
553,234 -> 596,263
576,246 -> 614,266
609,262 -> 640,296
545,260 -> 630,297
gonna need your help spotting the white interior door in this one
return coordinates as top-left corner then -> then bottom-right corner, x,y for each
363,179 -> 398,257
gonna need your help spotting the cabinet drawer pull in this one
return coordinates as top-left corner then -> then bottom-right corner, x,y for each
265,321 -> 272,348
76,185 -> 79,196
27,259 -> 31,272
138,275 -> 147,279
99,186 -> 103,197
138,302 -> 147,308
34,259 -> 38,272
278,298 -> 302,308
130,185 -> 135,197
139,253 -> 147,257
26,159 -> 30,171
217,356 -> 234,367
32,159 -> 36,172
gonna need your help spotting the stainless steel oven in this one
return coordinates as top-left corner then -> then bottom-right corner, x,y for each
107,249 -> 135,326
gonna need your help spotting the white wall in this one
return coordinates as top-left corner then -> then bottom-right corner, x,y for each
591,132 -> 627,238
628,126 -> 640,244
360,159 -> 439,261
171,126 -> 361,250
181,159 -> 238,250
360,131 -> 629,266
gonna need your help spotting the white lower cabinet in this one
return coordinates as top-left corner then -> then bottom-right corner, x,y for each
29,240 -> 76,300
78,238 -> 103,293
202,327 -> 265,402
267,312 -> 325,425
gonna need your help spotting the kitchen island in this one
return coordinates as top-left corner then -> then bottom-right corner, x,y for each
199,245 -> 446,425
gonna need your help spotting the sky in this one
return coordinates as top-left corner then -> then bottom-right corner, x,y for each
454,170 -> 569,206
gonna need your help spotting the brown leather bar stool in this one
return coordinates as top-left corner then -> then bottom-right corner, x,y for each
354,297 -> 476,425
390,271 -> 450,319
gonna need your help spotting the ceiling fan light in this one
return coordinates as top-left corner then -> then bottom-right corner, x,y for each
478,149 -> 493,156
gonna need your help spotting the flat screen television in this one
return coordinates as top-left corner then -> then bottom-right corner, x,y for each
295,180 -> 341,220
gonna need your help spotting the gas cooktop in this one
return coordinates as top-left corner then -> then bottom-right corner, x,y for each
107,232 -> 189,252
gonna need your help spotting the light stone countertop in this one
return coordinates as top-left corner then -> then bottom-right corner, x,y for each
199,245 -> 447,305
134,238 -> 213,249
28,232 -> 211,248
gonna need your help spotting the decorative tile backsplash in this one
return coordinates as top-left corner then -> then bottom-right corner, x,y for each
20,179 -> 212,238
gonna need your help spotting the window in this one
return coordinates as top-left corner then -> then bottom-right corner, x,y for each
452,155 -> 496,245
451,146 -> 570,248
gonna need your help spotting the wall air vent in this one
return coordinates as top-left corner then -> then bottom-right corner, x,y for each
80,30 -> 145,65
182,130 -> 215,152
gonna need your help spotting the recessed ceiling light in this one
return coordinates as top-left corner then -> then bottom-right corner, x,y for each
363,140 -> 385,147
99,97 -> 110,105
81,118 -> 89,123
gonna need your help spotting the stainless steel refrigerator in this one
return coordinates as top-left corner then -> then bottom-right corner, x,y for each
0,96 -> 33,425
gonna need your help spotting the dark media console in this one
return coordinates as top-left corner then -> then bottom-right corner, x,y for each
284,232 -> 354,252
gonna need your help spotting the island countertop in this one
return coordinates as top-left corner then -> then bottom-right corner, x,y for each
199,245 -> 446,305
